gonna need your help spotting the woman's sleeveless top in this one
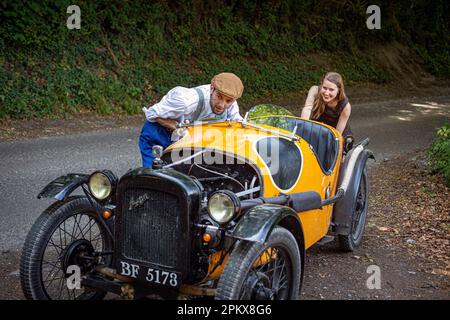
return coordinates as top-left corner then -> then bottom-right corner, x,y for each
315,97 -> 352,137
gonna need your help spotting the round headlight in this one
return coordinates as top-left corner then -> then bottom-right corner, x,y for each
88,172 -> 112,201
207,191 -> 240,224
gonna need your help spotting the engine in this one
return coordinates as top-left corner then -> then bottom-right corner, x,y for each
162,149 -> 262,201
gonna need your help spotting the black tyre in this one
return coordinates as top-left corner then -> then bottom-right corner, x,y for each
216,226 -> 301,300
338,169 -> 369,252
20,196 -> 113,300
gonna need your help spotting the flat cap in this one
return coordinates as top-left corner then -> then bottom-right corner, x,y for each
211,73 -> 244,100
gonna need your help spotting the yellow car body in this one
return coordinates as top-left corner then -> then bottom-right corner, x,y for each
25,106 -> 372,300
167,119 -> 343,250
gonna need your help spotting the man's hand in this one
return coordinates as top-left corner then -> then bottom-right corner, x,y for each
156,118 -> 178,131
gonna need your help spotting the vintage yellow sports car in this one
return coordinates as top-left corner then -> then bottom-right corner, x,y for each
20,105 -> 373,300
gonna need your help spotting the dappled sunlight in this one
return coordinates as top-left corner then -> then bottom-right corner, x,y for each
378,100 -> 449,123
411,103 -> 443,109
389,109 -> 416,121
389,115 -> 414,121
410,101 -> 450,117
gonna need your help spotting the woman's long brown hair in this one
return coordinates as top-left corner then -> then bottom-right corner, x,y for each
311,72 -> 346,119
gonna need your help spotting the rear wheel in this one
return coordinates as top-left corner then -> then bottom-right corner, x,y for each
338,169 -> 369,252
20,196 -> 113,300
216,226 -> 301,300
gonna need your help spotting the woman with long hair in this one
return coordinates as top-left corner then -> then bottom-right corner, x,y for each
301,72 -> 353,150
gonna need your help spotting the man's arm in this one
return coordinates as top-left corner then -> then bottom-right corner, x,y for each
155,118 -> 178,131
142,86 -> 195,125
227,102 -> 243,121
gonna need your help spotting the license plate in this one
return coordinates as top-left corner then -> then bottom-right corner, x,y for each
118,261 -> 182,288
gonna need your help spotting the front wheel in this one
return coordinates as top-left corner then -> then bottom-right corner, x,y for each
338,169 -> 369,252
216,226 -> 301,300
20,196 -> 113,300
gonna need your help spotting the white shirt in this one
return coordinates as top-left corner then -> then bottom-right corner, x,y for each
142,85 -> 243,123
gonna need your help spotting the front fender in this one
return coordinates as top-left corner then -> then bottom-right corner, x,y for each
230,204 -> 303,244
332,148 -> 374,234
37,174 -> 89,201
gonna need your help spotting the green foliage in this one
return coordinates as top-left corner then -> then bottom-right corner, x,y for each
0,0 -> 448,119
247,104 -> 296,131
390,0 -> 450,76
248,104 -> 294,119
427,123 -> 450,186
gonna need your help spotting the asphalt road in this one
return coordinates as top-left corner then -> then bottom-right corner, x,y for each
0,95 -> 449,252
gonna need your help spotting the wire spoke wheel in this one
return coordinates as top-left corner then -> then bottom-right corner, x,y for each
42,214 -> 105,299
238,247 -> 292,300
216,226 -> 301,300
20,196 -> 112,300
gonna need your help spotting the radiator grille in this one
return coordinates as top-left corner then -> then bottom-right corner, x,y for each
121,188 -> 183,267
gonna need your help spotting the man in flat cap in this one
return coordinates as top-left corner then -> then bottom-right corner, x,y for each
139,72 -> 244,166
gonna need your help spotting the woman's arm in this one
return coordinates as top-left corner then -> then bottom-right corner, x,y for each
336,102 -> 351,135
301,86 -> 319,119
